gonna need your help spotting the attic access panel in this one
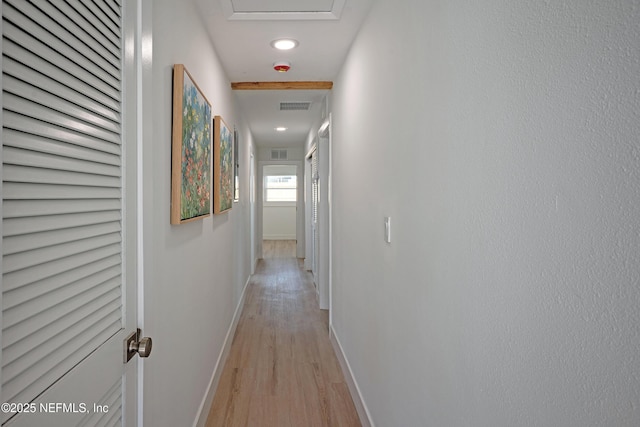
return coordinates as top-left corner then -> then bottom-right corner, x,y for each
233,0 -> 334,12
221,0 -> 346,20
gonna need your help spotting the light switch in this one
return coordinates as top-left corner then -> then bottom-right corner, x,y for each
384,217 -> 391,243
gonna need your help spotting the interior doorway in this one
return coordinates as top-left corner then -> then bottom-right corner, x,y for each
262,165 -> 298,242
304,116 -> 330,312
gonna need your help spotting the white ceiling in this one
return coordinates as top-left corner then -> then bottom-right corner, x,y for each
195,0 -> 373,147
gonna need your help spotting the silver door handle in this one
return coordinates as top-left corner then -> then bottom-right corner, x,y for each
124,329 -> 153,362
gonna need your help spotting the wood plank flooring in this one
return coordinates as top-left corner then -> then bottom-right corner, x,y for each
205,246 -> 361,427
262,239 -> 296,259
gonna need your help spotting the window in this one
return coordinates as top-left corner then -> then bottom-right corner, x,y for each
264,175 -> 297,202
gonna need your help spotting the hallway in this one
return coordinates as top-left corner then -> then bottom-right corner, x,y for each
205,244 -> 360,426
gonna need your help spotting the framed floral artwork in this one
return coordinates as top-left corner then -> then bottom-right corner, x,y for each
214,115 -> 233,214
171,64 -> 212,224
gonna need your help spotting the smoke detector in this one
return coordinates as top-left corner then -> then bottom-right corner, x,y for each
273,61 -> 291,72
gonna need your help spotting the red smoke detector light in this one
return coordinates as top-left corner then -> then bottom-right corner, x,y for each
273,61 -> 291,72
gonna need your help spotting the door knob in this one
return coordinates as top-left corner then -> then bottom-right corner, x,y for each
124,329 -> 153,362
130,336 -> 152,357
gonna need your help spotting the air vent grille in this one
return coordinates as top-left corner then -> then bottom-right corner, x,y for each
271,149 -> 288,160
280,102 -> 311,111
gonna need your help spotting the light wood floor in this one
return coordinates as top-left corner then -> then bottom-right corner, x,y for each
205,248 -> 361,426
262,239 -> 296,259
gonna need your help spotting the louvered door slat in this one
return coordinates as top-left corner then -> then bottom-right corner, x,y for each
81,379 -> 122,427
110,0 -> 123,14
2,21 -> 120,101
3,57 -> 120,122
5,94 -> 120,145
65,0 -> 121,54
3,56 -> 120,122
49,1 -> 120,60
3,256 -> 121,310
93,0 -> 121,28
4,211 -> 121,236
4,75 -> 121,134
3,244 -> 121,292
2,41 -> 120,113
3,129 -> 121,165
79,0 -> 120,39
5,222 -> 121,255
4,232 -> 121,274
4,1 -> 121,81
3,182 -> 121,200
3,264 -> 120,318
3,199 -> 122,218
19,0 -> 120,71
4,165 -> 120,188
3,148 -> 121,177
3,309 -> 121,404
3,278 -> 121,352
4,111 -> 121,155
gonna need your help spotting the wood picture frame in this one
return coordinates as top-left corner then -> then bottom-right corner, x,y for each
233,126 -> 239,202
171,64 -> 212,224
214,115 -> 234,214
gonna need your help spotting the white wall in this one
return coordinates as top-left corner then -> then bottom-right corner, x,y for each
142,1 -> 254,425
263,205 -> 296,239
331,1 -> 640,426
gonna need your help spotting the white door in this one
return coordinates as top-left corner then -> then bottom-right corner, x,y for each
1,1 -> 140,425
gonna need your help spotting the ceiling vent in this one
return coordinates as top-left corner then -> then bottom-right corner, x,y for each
280,102 -> 311,111
271,149 -> 288,160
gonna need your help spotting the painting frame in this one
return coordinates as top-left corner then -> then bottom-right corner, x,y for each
233,126 -> 239,203
214,115 -> 234,214
170,64 -> 212,224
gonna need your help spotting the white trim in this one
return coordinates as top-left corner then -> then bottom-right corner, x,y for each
137,1 -> 153,425
305,143 -> 317,160
258,160 -> 305,259
263,234 -> 297,240
253,256 -> 259,272
330,325 -> 375,427
193,275 -> 251,427
318,119 -> 330,137
220,0 -> 346,21
327,113 -> 333,326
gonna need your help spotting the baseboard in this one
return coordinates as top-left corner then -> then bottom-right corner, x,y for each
330,325 -> 375,427
193,276 -> 251,427
262,235 -> 296,240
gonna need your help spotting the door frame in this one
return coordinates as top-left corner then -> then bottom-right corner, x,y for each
131,0 -> 157,427
304,145 -> 315,272
257,160 -> 304,260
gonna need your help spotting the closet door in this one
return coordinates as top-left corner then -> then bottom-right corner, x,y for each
311,149 -> 319,285
1,1 -> 137,425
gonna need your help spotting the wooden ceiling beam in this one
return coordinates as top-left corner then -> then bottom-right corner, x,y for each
231,81 -> 333,90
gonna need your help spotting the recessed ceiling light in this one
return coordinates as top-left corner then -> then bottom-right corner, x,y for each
271,39 -> 298,50
275,127 -> 288,132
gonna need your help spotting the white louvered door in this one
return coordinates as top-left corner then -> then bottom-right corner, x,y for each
1,1 -> 138,426
311,149 -> 319,285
